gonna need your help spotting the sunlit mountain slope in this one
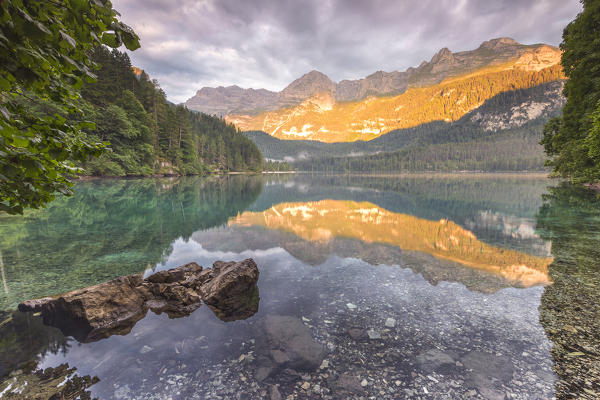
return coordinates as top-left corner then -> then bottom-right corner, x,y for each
226,44 -> 562,142
227,61 -> 562,142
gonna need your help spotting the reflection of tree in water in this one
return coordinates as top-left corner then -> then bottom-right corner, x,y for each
537,183 -> 600,399
0,176 -> 263,310
0,311 -> 68,376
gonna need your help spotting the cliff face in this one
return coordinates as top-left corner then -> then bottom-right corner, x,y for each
186,38 -> 560,118
335,70 -> 410,102
226,64 -> 564,142
184,38 -> 565,144
185,85 -> 278,116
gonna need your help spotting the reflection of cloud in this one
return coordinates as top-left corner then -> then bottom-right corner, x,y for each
230,200 -> 552,286
152,237 -> 287,273
467,210 -> 540,240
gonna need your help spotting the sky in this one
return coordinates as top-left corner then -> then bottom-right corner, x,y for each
112,0 -> 583,104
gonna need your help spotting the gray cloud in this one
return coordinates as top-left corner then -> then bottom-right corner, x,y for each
112,0 -> 582,103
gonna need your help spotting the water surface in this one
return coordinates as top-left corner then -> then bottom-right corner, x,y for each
0,174 -> 598,399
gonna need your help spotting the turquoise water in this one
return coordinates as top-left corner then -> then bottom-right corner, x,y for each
0,174 -> 598,399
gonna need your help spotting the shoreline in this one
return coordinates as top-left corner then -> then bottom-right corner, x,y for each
76,170 -> 297,180
293,171 -> 553,178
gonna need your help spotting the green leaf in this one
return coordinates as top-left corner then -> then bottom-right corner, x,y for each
121,31 -> 140,51
0,77 -> 11,91
101,32 -> 118,47
11,136 -> 30,148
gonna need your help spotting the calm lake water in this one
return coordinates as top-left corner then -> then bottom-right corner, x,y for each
0,174 -> 598,399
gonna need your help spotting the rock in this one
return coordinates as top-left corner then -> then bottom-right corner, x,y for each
348,328 -> 364,339
416,349 -> 456,373
460,351 -> 514,392
301,382 -> 310,390
361,379 -> 368,387
367,329 -> 381,340
345,303 -> 357,310
255,315 -> 326,380
319,360 -> 329,369
255,366 -> 273,382
201,259 -> 260,321
18,273 -> 151,343
385,318 -> 396,328
140,345 -> 153,354
333,373 -> 365,395
269,385 -> 282,400
18,259 -> 259,343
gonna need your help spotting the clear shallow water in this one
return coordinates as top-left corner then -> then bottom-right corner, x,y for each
0,174 -> 598,399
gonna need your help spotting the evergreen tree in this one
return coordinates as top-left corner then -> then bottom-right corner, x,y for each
541,0 -> 600,183
77,48 -> 264,177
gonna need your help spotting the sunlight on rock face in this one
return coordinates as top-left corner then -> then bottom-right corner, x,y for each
230,200 -> 552,287
225,47 -> 564,143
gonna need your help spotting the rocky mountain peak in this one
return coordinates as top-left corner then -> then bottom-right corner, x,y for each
430,47 -> 454,64
278,70 -> 336,108
426,47 -> 459,74
131,66 -> 148,80
284,70 -> 335,90
479,37 -> 520,50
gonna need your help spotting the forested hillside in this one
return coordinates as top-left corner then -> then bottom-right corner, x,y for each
248,81 -> 565,172
294,126 -> 547,172
77,47 -> 263,176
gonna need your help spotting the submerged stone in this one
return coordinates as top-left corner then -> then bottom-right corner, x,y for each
416,349 -> 456,373
255,315 -> 326,380
367,329 -> 381,339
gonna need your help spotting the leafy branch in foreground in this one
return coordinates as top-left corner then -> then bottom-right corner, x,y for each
0,0 -> 139,214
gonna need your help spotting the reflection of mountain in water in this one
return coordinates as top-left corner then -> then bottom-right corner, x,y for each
230,200 -> 551,287
253,174 -> 551,256
191,227 -> 534,294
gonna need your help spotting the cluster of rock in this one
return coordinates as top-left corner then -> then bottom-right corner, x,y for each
18,259 -> 260,343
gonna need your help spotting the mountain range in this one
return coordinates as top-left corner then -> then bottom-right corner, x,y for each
245,81 -> 564,169
186,38 -> 561,139
186,38 -> 558,116
185,37 -> 565,170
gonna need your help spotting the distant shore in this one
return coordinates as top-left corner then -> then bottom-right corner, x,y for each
293,171 -> 553,179
77,170 -> 297,180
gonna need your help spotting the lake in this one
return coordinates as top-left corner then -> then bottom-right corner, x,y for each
0,174 -> 598,399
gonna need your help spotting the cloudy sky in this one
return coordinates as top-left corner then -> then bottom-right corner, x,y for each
112,0 -> 582,103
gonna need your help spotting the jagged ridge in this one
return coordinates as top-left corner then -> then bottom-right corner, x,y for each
186,38 -> 560,119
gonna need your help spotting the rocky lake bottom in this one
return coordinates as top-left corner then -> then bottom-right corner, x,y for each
0,175 -> 598,399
